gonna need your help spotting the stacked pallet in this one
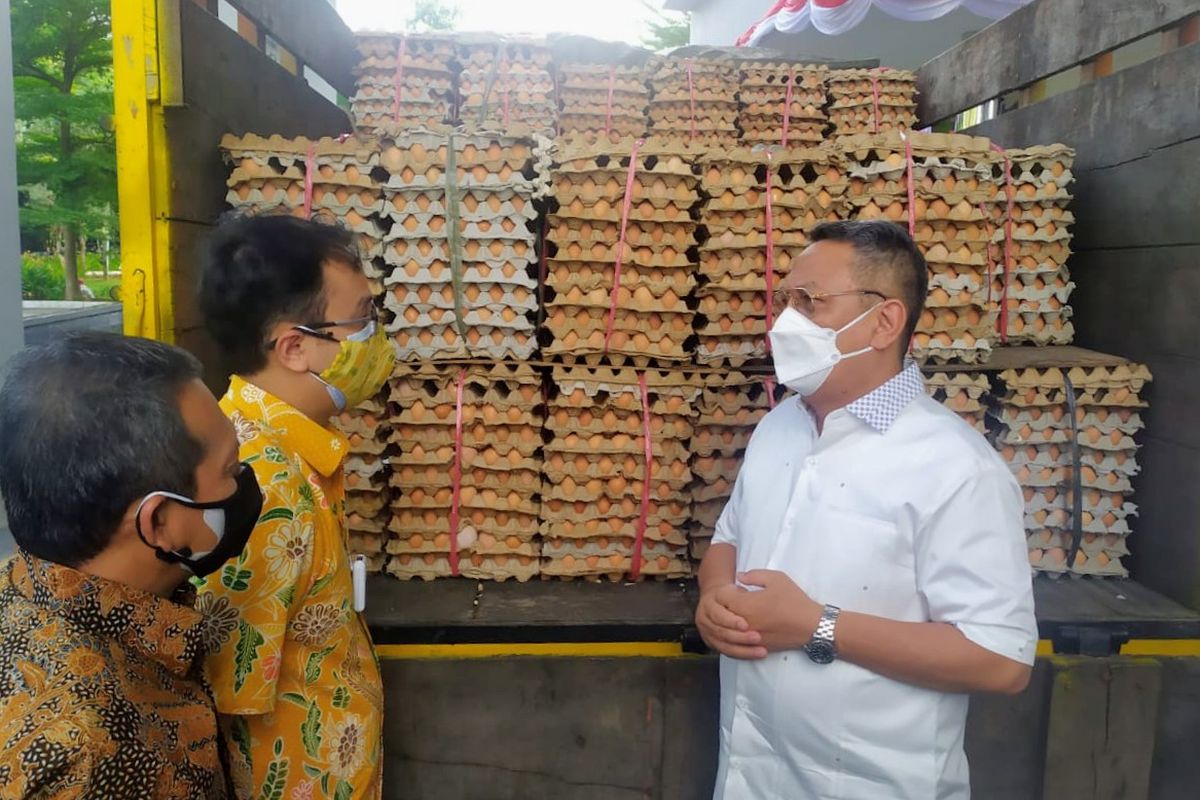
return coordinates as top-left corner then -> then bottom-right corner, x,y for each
738,64 -> 828,146
827,68 -> 917,138
646,56 -> 738,149
334,399 -> 392,573
541,367 -> 697,580
557,63 -> 650,145
377,129 -> 548,361
544,140 -> 700,364
924,371 -> 990,433
457,37 -> 557,135
991,363 -> 1151,577
689,373 -> 787,561
696,145 -> 847,365
989,145 -> 1077,345
352,33 -> 456,133
843,132 -> 997,365
385,364 -> 543,581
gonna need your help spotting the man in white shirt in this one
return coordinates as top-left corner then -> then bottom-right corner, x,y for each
697,220 -> 1037,800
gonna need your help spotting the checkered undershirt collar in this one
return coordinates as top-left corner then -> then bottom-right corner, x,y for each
844,360 -> 925,434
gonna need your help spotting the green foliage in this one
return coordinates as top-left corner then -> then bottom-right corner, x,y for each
20,253 -> 65,299
642,2 -> 690,52
12,0 -> 117,270
233,619 -> 265,692
407,0 -> 460,33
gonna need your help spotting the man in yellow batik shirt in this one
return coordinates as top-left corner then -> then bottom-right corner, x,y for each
195,215 -> 396,800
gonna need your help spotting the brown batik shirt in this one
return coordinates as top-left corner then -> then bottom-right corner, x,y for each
0,550 -> 232,799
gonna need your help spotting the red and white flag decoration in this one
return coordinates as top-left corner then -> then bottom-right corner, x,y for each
737,0 -> 1033,46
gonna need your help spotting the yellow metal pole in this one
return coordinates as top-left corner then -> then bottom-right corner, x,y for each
111,0 -> 179,341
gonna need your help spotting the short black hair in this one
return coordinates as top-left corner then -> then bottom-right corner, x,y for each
199,213 -> 362,375
810,220 -> 928,351
0,333 -> 204,567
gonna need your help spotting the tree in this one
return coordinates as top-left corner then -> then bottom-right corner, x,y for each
11,0 -> 115,300
642,2 -> 690,52
406,0 -> 460,33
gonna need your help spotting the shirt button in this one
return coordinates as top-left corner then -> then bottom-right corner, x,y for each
805,456 -> 818,468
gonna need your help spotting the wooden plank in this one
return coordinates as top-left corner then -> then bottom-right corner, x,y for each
1033,578 -> 1200,638
966,660 -> 1052,800
1149,658 -> 1200,799
926,345 -> 1136,374
1071,140 -> 1200,251
917,0 -> 1197,124
958,42 -> 1200,171
1042,657 -> 1162,800
233,0 -> 358,95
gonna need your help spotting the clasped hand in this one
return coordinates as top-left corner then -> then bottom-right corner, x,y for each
695,570 -> 822,659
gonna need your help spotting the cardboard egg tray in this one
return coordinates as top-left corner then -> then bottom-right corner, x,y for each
456,37 -> 557,134
924,371 -> 990,433
557,64 -> 650,144
827,69 -> 917,137
988,363 -> 1151,577
696,146 -> 847,365
544,140 -> 701,363
352,33 -> 456,133
737,64 -> 828,146
688,372 -> 789,559
540,366 -> 699,580
644,56 -> 739,148
383,363 -> 544,581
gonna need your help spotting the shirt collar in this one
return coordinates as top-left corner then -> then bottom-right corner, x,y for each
843,360 -> 925,434
11,550 -> 205,677
224,375 -> 349,478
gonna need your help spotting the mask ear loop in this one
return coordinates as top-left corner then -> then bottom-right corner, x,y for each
832,301 -> 885,360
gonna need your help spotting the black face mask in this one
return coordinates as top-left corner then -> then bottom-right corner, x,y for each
135,463 -> 264,578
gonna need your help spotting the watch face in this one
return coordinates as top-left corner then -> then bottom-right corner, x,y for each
805,641 -> 836,665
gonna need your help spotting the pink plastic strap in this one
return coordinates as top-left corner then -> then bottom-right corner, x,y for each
763,377 -> 777,410
392,36 -> 407,123
764,151 -> 777,353
686,59 -> 697,143
302,143 -> 315,220
631,372 -> 654,581
991,143 -> 1014,343
448,368 -> 466,577
781,69 -> 795,146
604,139 -> 644,352
904,136 -> 916,237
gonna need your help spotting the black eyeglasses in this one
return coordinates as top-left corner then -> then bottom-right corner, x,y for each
773,287 -> 888,316
268,305 -> 379,347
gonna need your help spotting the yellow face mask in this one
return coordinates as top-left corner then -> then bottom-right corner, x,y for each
313,320 -> 396,411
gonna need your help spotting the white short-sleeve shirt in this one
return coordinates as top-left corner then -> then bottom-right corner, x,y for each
712,363 -> 1037,800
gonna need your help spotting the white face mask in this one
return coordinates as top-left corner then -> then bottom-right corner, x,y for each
768,305 -> 881,397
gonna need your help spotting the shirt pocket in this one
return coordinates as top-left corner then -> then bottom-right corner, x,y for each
807,505 -> 917,618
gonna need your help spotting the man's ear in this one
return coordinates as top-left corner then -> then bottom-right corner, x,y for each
870,298 -> 909,352
267,325 -> 312,374
132,494 -> 171,550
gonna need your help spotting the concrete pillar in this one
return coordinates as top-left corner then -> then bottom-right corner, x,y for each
0,0 -> 23,376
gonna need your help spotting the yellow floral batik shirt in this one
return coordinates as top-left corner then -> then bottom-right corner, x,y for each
0,551 -> 231,799
196,376 -> 383,800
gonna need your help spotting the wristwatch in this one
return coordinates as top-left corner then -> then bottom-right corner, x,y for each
803,604 -> 841,664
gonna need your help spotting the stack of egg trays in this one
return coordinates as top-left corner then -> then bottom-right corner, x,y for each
738,63 -> 828,146
377,128 -> 550,361
923,371 -> 991,434
697,144 -> 847,365
220,134 -> 388,282
689,371 -> 791,562
543,139 -> 701,364
557,63 -> 650,145
987,145 -> 1077,346
645,56 -> 739,149
457,35 -> 558,135
827,68 -> 917,138
385,362 -> 543,582
352,33 -> 456,134
990,363 -> 1151,577
541,366 -> 698,581
333,398 -> 392,573
841,132 -> 998,365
